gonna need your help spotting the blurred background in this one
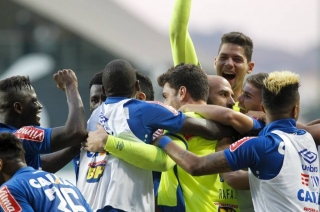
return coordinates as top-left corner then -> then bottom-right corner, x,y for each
0,0 -> 319,183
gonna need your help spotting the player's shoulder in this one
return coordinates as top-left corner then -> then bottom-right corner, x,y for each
139,100 -> 179,115
14,125 -> 51,143
229,136 -> 259,152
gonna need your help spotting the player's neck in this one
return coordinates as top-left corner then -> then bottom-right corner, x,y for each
233,88 -> 242,101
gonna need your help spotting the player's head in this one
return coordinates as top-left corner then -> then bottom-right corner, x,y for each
207,75 -> 235,109
214,32 -> 255,98
0,76 -> 42,127
135,71 -> 154,101
0,132 -> 26,177
102,59 -> 139,98
238,72 -> 269,114
262,71 -> 300,120
157,63 -> 209,109
89,71 -> 106,113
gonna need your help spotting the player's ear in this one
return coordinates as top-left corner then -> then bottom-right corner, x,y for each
136,91 -> 146,101
260,103 -> 265,113
0,159 -> 3,172
13,102 -> 23,114
178,86 -> 187,101
247,61 -> 254,74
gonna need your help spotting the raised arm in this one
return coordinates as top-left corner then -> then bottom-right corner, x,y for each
50,70 -> 87,152
170,0 -> 199,66
180,104 -> 254,135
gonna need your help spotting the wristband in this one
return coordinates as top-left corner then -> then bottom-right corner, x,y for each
158,136 -> 172,149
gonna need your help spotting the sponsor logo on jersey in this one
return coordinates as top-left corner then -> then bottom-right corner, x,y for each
148,101 -> 178,115
301,173 -> 310,186
214,202 -> 238,211
0,186 -> 22,212
303,206 -> 319,212
302,165 -> 318,173
14,126 -> 44,142
299,149 -> 318,164
297,189 -> 320,205
86,159 -> 106,183
229,137 -> 255,152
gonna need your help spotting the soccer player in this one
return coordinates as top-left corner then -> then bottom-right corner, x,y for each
170,0 -> 255,108
79,59 -> 236,212
0,132 -> 92,212
89,71 -> 106,113
157,71 -> 320,211
83,64 -> 248,211
0,70 -> 87,173
135,71 -> 155,101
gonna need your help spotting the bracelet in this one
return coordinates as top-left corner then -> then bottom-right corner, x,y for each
158,136 -> 172,149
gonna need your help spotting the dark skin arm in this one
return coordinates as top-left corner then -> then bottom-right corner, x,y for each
179,116 -> 238,141
41,144 -> 81,173
50,70 -> 87,152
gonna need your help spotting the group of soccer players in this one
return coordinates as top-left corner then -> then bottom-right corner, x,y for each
0,0 -> 320,211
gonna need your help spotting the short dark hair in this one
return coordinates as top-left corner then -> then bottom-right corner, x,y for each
0,76 -> 32,92
0,76 -> 32,111
157,63 -> 209,101
103,59 -> 137,97
218,32 -> 253,62
89,71 -> 103,90
0,132 -> 25,162
136,71 -> 154,101
246,73 -> 269,90
262,71 -> 300,114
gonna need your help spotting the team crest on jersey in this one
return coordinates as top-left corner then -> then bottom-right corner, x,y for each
14,126 -> 44,142
148,101 -> 178,115
230,137 -> 255,152
86,159 -> 106,183
0,186 -> 22,212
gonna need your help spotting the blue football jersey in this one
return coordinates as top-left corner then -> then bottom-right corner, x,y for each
0,167 -> 92,212
0,123 -> 52,169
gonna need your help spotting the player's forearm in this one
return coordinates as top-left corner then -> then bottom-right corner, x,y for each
159,136 -> 232,176
182,105 -> 253,134
105,135 -> 174,171
41,144 -> 81,173
220,170 -> 250,190
170,0 -> 198,66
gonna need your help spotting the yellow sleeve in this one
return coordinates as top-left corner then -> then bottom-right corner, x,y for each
104,135 -> 173,171
170,0 -> 199,66
105,135 -> 187,172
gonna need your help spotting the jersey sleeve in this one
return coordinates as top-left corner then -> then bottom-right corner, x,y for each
105,135 -> 175,171
223,137 -> 263,171
139,101 -> 186,134
14,126 -> 52,154
170,0 -> 199,66
251,117 -> 265,131
0,185 -> 34,212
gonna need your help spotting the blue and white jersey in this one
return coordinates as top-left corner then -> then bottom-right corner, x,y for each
78,97 -> 186,211
224,118 -> 320,211
0,123 -> 52,169
0,167 -> 92,212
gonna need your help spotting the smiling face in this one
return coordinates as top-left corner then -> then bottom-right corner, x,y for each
19,87 -> 43,126
214,43 -> 254,99
237,82 -> 263,114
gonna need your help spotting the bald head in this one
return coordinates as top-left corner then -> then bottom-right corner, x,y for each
207,75 -> 235,108
102,59 -> 138,98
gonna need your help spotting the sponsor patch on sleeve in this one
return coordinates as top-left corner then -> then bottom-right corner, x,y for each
0,186 -> 22,212
14,126 -> 45,142
229,137 -> 256,152
148,101 -> 178,115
